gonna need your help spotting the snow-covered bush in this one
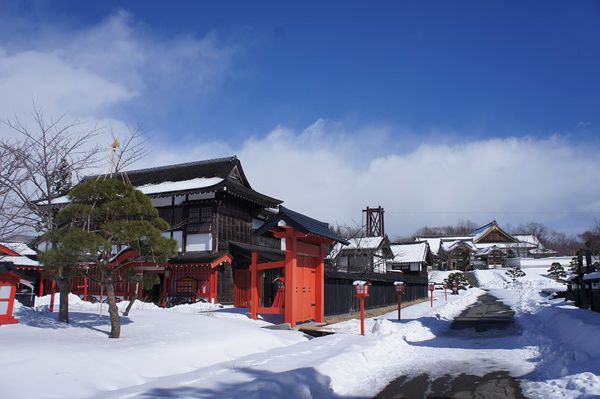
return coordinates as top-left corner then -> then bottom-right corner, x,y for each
506,267 -> 526,281
569,257 -> 579,275
444,272 -> 469,293
547,262 -> 567,280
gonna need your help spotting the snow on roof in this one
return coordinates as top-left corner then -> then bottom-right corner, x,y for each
583,272 -> 600,281
513,234 -> 543,249
0,255 -> 40,267
475,245 -> 504,256
136,177 -> 223,195
469,220 -> 497,237
441,240 -> 477,252
46,177 -> 225,205
529,248 -> 558,255
475,242 -> 530,249
345,236 -> 385,250
0,242 -> 36,256
414,236 -> 471,255
389,243 -> 428,264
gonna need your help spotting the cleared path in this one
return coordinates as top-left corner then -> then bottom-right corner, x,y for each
375,293 -> 526,399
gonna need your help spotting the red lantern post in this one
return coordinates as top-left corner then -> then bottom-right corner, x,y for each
353,280 -> 370,336
394,281 -> 405,321
443,282 -> 448,301
429,282 -> 435,307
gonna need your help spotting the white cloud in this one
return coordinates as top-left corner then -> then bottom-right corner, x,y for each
0,10 -> 237,140
147,120 -> 600,236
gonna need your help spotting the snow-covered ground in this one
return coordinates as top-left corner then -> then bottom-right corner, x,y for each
2,267 -> 599,398
1,295 -> 307,398
476,268 -> 600,398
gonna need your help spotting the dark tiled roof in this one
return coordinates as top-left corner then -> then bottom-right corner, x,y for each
169,251 -> 229,264
228,241 -> 285,263
85,156 -> 243,186
255,206 -> 349,245
83,156 -> 282,208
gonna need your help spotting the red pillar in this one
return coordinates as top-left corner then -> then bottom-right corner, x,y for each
38,272 -> 45,297
397,293 -> 402,321
284,234 -> 297,327
359,297 -> 365,336
250,252 -> 259,320
83,276 -> 89,301
315,244 -> 326,323
162,271 -> 169,308
210,268 -> 218,304
49,280 -> 56,312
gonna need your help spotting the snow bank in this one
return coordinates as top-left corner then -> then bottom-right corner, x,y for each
1,297 -> 307,399
473,269 -> 510,289
506,256 -> 574,269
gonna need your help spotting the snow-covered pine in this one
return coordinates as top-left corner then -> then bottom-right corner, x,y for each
444,272 -> 469,292
547,262 -> 566,280
506,267 -> 526,281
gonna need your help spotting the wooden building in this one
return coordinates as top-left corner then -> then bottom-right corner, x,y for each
417,220 -> 546,270
387,242 -> 431,277
332,236 -> 394,274
61,156 -> 285,305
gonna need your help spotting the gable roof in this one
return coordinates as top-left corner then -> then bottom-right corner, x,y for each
0,242 -> 36,257
415,236 -> 472,255
254,206 -> 349,245
345,236 -> 387,250
513,234 -> 542,248
86,156 -> 248,187
0,243 -> 41,268
470,220 -> 519,243
389,242 -> 430,264
54,156 -> 283,208
440,239 -> 477,253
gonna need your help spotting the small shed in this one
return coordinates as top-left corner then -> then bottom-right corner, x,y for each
250,207 -> 349,327
0,263 -> 20,325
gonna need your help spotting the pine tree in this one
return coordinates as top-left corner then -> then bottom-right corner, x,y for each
547,262 -> 566,280
444,272 -> 469,293
48,179 -> 176,338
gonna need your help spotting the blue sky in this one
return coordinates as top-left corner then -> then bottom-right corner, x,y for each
1,1 -> 600,235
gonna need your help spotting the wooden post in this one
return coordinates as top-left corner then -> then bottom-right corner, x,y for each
49,280 -> 56,312
397,293 -> 402,321
83,276 -> 89,301
284,234 -> 297,327
250,252 -> 258,320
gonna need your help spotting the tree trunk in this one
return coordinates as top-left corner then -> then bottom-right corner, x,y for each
123,282 -> 138,317
56,277 -> 70,323
105,278 -> 121,338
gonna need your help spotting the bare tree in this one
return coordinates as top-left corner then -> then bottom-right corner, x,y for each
0,144 -> 25,239
109,122 -> 150,174
413,219 -> 478,238
0,106 -> 103,322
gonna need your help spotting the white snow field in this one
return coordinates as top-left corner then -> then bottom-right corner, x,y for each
1,267 -> 599,398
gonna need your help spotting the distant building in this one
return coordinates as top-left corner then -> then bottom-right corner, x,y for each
333,236 -> 394,274
387,241 -> 431,277
416,220 -> 551,270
